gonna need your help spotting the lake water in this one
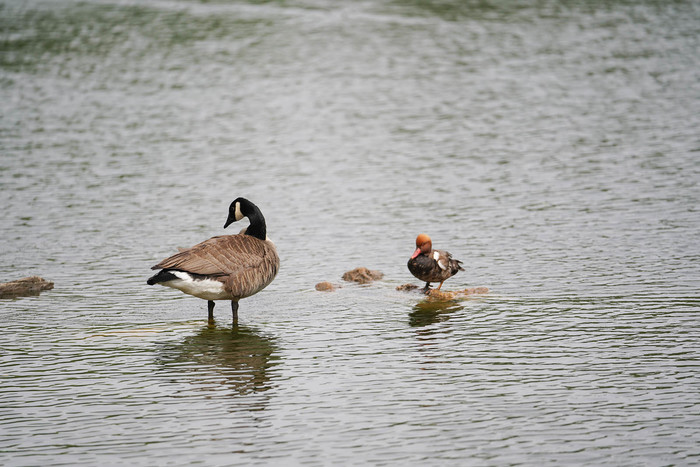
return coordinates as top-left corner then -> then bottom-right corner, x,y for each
1,0 -> 699,464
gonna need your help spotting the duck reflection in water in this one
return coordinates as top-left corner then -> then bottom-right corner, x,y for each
408,300 -> 464,328
157,323 -> 280,397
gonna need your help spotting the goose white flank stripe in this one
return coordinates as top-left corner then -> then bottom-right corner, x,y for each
161,271 -> 228,301
147,197 -> 279,323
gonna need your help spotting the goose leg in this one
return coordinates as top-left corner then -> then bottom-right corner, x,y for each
231,301 -> 239,323
208,300 -> 215,321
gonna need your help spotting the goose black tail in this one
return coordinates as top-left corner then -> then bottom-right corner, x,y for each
147,270 -> 178,285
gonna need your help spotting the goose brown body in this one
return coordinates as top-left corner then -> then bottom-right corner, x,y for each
147,198 -> 279,322
150,234 -> 279,301
407,233 -> 463,291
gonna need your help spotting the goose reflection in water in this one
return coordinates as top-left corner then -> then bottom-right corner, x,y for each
408,300 -> 464,328
157,323 -> 280,396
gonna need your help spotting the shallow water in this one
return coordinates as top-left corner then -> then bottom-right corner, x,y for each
1,0 -> 700,464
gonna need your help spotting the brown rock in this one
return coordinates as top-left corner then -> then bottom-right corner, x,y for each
0,276 -> 54,298
397,284 -> 490,299
427,287 -> 490,300
315,281 -> 338,292
341,267 -> 384,284
426,289 -> 457,300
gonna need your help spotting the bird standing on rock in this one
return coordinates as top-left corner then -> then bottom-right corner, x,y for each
407,233 -> 463,293
147,198 -> 279,323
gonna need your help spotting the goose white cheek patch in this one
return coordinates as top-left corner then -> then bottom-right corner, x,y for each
234,202 -> 244,221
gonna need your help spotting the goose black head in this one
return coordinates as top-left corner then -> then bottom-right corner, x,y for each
224,197 -> 267,240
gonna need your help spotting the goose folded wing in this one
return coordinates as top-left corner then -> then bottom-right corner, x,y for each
151,235 -> 268,276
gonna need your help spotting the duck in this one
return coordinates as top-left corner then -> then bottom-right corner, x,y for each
407,233 -> 463,293
147,197 -> 279,323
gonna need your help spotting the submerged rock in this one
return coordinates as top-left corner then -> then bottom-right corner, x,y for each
342,267 -> 384,284
315,281 -> 338,292
0,276 -> 54,298
397,284 -> 489,300
426,287 -> 489,300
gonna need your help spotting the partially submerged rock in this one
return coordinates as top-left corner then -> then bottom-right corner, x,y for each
397,284 -> 489,300
342,267 -> 384,284
0,276 -> 54,298
426,287 -> 489,300
315,281 -> 338,292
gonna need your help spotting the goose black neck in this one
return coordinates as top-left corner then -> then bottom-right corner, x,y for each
244,204 -> 267,241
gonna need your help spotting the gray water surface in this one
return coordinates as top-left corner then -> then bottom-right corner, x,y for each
2,0 -> 700,465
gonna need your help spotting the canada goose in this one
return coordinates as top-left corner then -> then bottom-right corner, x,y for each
147,198 -> 279,322
407,233 -> 463,293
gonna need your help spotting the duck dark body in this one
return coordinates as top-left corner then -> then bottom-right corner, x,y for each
407,234 -> 463,292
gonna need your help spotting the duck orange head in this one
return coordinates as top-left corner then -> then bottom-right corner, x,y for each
411,233 -> 432,259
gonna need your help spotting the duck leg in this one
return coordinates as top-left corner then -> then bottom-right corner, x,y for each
422,282 -> 431,294
231,300 -> 239,323
208,300 -> 215,321
436,281 -> 445,290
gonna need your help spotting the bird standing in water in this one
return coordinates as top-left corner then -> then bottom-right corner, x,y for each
407,233 -> 463,293
147,198 -> 279,323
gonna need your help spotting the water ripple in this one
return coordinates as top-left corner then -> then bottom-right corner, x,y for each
2,0 -> 700,464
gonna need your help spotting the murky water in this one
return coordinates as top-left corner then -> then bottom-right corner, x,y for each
2,0 -> 699,464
